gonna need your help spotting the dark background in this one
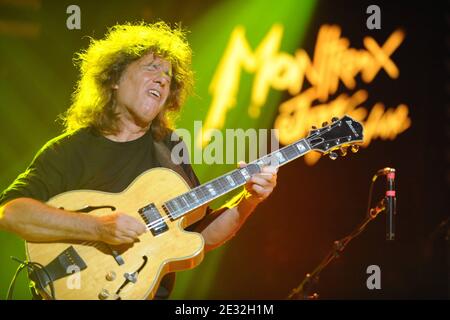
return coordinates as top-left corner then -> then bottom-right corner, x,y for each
217,1 -> 448,299
0,0 -> 448,299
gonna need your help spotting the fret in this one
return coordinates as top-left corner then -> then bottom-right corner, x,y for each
283,145 -> 299,160
221,176 -> 231,189
255,155 -> 278,168
256,159 -> 265,167
225,174 -> 236,187
165,140 -> 312,221
213,177 -> 226,194
240,167 -> 250,180
170,197 -> 188,218
273,150 -> 286,164
164,141 -> 307,220
181,191 -> 201,210
215,179 -> 224,194
171,199 -> 180,211
220,176 -> 233,192
165,144 -> 310,220
179,195 -> 188,208
156,114 -> 365,225
231,170 -> 246,184
205,184 -> 217,197
178,197 -> 186,209
175,198 -> 185,211
202,186 -> 211,201
211,180 -> 222,193
167,199 -> 184,218
281,148 -> 292,162
187,190 -> 199,203
295,140 -> 309,154
260,139 -> 309,169
165,201 -> 174,214
246,163 -> 261,175
171,198 -> 179,211
194,187 -> 206,202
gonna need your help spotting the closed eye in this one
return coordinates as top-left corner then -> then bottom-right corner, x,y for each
145,64 -> 158,71
143,63 -> 172,81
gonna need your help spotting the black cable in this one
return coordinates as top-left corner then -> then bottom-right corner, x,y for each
366,172 -> 379,217
287,170 -> 386,300
7,256 -> 56,300
28,260 -> 56,300
6,260 -> 26,300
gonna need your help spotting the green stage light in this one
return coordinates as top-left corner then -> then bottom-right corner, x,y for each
171,0 -> 317,299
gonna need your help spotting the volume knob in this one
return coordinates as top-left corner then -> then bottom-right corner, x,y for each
106,271 -> 116,281
98,289 -> 110,300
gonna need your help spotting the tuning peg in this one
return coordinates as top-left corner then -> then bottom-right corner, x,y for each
331,117 -> 339,122
351,145 -> 360,153
328,152 -> 338,160
311,125 -> 317,130
322,121 -> 328,127
339,147 -> 348,156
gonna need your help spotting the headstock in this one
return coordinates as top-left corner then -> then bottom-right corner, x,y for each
306,115 -> 364,160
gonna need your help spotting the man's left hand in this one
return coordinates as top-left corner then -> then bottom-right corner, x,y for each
238,161 -> 278,203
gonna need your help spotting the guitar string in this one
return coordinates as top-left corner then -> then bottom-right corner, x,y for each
76,136 -> 355,248
118,137 -> 344,231
76,150 -> 297,248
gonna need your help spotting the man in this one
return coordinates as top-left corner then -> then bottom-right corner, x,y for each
0,22 -> 277,299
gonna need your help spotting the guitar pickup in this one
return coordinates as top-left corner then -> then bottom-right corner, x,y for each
138,203 -> 168,236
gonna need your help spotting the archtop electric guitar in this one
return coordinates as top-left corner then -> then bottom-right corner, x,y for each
26,115 -> 364,300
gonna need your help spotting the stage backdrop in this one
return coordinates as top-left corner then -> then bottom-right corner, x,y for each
0,0 -> 447,299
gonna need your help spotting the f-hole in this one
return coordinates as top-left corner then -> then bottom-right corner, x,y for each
59,205 -> 124,265
115,256 -> 149,297
59,205 -> 116,213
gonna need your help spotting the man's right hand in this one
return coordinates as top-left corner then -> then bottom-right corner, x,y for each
95,212 -> 147,245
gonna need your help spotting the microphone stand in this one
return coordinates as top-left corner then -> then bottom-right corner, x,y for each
287,198 -> 386,300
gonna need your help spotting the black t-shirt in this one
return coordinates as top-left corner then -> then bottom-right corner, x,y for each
0,127 -> 200,203
0,126 -> 205,299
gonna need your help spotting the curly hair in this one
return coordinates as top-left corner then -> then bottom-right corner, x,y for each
62,21 -> 194,141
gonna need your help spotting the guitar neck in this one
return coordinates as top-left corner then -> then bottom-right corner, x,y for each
164,139 -> 311,220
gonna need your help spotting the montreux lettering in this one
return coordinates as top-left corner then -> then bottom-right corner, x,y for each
200,24 -> 410,165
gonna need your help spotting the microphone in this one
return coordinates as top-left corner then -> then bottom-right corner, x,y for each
378,168 -> 396,240
376,167 -> 394,176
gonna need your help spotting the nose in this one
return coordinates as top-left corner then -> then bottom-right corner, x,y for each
153,72 -> 170,87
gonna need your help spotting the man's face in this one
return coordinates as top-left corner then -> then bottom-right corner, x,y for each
113,52 -> 172,127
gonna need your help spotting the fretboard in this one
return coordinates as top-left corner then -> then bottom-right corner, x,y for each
162,139 -> 311,220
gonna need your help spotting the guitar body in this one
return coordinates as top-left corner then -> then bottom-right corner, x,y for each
23,115 -> 364,300
26,168 -> 206,300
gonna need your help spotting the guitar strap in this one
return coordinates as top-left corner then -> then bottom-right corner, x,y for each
153,135 -> 196,299
153,135 -> 196,189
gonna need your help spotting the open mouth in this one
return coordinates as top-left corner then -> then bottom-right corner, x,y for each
147,89 -> 161,99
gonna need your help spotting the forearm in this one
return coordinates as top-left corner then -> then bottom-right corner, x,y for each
0,197 -> 99,242
201,191 -> 261,251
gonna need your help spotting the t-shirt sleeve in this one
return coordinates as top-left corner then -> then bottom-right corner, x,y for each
0,140 -> 67,206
